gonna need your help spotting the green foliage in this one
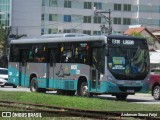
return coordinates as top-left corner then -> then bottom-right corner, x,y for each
146,36 -> 156,46
0,25 -> 11,55
0,25 -> 27,56
130,32 -> 156,47
131,32 -> 143,37
0,91 -> 159,111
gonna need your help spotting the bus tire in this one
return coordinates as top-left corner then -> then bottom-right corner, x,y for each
116,94 -> 127,101
153,86 -> 160,100
30,77 -> 38,92
80,82 -> 92,97
13,85 -> 17,88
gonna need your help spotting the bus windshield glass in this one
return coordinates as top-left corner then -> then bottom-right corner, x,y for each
107,38 -> 150,80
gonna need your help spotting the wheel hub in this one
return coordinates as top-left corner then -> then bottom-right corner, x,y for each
154,88 -> 160,99
82,86 -> 88,96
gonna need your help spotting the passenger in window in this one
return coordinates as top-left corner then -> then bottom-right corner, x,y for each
65,50 -> 72,62
75,48 -> 80,63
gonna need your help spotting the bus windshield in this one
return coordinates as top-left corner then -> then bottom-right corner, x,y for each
107,46 -> 150,80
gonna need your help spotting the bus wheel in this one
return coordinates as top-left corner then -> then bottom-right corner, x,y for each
116,94 -> 127,101
13,85 -> 17,88
153,86 -> 160,100
30,77 -> 38,92
80,82 -> 92,97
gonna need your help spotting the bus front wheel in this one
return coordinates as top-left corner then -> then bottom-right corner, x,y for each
30,77 -> 38,92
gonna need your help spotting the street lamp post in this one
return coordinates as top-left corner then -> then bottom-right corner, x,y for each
94,7 -> 112,35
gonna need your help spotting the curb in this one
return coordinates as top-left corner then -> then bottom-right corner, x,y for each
135,93 -> 151,97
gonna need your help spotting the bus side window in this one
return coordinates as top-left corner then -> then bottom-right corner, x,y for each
10,45 -> 20,62
34,44 -> 47,63
21,50 -> 28,66
75,42 -> 90,65
60,43 -> 75,63
28,50 -> 34,62
28,45 -> 35,62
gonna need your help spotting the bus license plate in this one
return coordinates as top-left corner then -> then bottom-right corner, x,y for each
127,90 -> 135,93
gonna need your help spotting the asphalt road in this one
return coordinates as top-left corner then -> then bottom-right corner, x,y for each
0,86 -> 160,104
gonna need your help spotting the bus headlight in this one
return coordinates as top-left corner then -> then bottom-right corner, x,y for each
107,75 -> 113,81
100,75 -> 103,81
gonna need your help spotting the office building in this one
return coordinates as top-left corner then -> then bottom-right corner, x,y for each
1,0 -> 160,37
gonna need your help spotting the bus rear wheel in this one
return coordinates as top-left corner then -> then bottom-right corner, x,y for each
30,77 -> 38,92
80,82 -> 92,97
116,94 -> 128,101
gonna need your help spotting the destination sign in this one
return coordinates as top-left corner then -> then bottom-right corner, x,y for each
111,39 -> 134,45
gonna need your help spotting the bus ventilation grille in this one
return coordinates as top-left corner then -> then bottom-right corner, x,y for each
64,81 -> 74,90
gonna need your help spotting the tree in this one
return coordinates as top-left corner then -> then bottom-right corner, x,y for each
130,32 -> 143,37
0,26 -> 11,57
0,26 -> 11,68
0,25 -> 27,67
131,32 -> 157,49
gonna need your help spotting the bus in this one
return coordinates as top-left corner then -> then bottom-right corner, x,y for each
8,34 -> 150,100
42,33 -> 89,38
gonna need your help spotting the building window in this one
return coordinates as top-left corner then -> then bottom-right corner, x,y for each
64,1 -> 71,8
41,14 -> 44,21
94,2 -> 102,10
114,4 -> 121,11
83,16 -> 91,23
49,14 -> 57,21
94,16 -> 101,23
48,28 -> 58,34
49,0 -> 57,7
114,17 -> 121,24
64,15 -> 71,22
64,29 -> 71,33
93,31 -> 101,35
124,4 -> 131,11
41,29 -> 44,35
83,30 -> 91,35
84,2 -> 92,9
123,18 -> 131,25
42,0 -> 45,6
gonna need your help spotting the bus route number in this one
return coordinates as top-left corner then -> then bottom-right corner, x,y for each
112,39 -> 120,44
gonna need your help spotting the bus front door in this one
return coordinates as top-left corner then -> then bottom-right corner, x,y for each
19,49 -> 28,86
91,68 -> 99,92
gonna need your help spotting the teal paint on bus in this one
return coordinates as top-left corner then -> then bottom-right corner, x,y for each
8,65 -> 20,86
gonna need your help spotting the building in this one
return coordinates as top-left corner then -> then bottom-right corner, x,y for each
1,0 -> 160,37
0,0 -> 11,28
124,26 -> 160,50
150,50 -> 160,68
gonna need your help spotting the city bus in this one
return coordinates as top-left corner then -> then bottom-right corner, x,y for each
8,33 -> 150,100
